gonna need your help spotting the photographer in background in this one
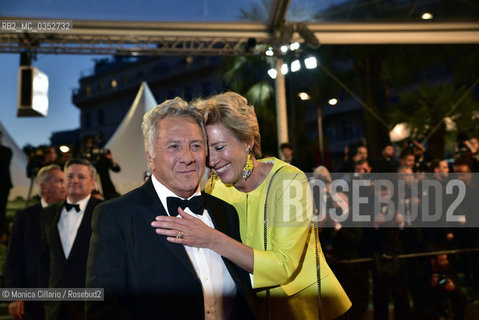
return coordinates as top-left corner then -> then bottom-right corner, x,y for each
26,147 -> 46,179
80,135 -> 121,200
25,146 -> 60,208
462,136 -> 479,172
402,140 -> 431,173
26,146 -> 59,178
416,254 -> 466,320
454,133 -> 478,171
373,143 -> 398,173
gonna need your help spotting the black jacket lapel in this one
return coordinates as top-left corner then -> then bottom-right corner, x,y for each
203,193 -> 244,288
140,179 -> 199,279
51,201 -> 67,263
68,197 -> 100,261
204,193 -> 233,236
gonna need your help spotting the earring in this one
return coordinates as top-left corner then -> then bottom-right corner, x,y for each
242,149 -> 254,180
210,171 -> 218,188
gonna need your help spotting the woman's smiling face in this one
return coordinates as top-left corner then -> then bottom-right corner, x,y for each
206,122 -> 249,186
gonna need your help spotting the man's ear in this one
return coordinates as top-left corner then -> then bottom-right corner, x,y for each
146,151 -> 154,171
39,183 -> 46,197
91,177 -> 97,189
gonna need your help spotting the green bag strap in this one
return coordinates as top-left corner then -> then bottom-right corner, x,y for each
263,166 -> 322,319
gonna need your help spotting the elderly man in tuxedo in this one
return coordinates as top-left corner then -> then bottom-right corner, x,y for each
39,158 -> 102,320
5,164 -> 66,320
86,98 -> 254,319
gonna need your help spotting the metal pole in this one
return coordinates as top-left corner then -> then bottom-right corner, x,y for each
275,56 -> 289,156
317,104 -> 324,163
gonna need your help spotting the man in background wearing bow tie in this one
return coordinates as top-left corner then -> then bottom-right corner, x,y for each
86,97 -> 254,320
39,158 -> 102,320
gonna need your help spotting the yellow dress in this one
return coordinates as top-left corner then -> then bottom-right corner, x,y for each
206,158 -> 351,320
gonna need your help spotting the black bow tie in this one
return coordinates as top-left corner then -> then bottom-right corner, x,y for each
167,196 -> 204,216
65,203 -> 80,212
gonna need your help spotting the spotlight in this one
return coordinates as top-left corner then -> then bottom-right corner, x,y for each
390,123 -> 411,142
280,45 -> 288,53
304,57 -> 317,69
328,98 -> 338,105
265,47 -> 274,56
281,64 -> 289,75
290,42 -> 300,51
267,68 -> 277,79
298,92 -> 310,100
291,60 -> 301,72
17,66 -> 49,117
421,12 -> 433,20
59,145 -> 71,153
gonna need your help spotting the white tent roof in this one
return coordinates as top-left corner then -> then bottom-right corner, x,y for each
0,120 -> 31,200
105,82 -> 157,195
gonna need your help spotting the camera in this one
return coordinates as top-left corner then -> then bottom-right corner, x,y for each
91,148 -> 110,156
81,147 -> 110,164
437,274 -> 448,288
26,147 -> 46,178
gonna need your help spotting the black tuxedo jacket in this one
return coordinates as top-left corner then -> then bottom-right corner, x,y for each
39,197 -> 102,320
86,179 -> 255,320
6,203 -> 43,288
5,203 -> 45,320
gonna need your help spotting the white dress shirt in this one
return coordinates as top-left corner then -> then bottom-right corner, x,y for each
40,198 -> 48,208
151,175 -> 236,320
57,195 -> 91,259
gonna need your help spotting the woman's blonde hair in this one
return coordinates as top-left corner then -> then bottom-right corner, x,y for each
197,92 -> 261,158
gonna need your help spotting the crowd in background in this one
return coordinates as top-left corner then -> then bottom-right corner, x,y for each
1,123 -> 478,319
299,135 -> 479,320
23,134 -> 121,203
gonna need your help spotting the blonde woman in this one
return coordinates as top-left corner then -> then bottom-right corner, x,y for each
153,92 -> 351,319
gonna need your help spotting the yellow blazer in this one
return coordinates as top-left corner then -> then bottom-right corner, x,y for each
206,158 -> 351,319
